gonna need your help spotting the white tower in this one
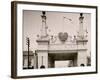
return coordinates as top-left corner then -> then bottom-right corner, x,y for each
78,13 -> 85,39
40,11 -> 48,39
77,13 -> 88,43
36,11 -> 49,68
76,13 -> 88,66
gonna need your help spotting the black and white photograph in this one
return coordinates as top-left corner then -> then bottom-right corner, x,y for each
11,1 -> 97,78
23,11 -> 91,69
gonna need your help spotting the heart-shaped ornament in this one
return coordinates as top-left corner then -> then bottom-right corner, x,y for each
58,32 -> 68,42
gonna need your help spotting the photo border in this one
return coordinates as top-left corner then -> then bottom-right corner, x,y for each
11,1 -> 98,78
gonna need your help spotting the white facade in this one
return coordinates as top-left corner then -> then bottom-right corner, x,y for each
34,12 -> 89,69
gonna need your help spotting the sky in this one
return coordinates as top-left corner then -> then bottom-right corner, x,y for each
23,10 -> 91,56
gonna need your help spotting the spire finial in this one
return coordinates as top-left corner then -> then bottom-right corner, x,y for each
42,11 -> 45,15
80,13 -> 83,17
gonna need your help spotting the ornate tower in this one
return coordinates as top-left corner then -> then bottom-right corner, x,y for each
78,13 -> 84,39
79,13 -> 84,36
77,13 -> 88,43
76,13 -> 88,66
36,11 -> 49,68
40,11 -> 48,39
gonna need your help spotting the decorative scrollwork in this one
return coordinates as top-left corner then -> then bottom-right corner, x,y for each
50,35 -> 57,43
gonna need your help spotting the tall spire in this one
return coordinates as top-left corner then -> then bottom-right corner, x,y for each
78,13 -> 84,39
40,11 -> 48,38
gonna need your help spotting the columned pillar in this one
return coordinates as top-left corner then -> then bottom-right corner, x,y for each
36,40 -> 49,69
37,51 -> 48,68
77,50 -> 87,66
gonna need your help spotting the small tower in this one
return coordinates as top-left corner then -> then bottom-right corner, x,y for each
36,11 -> 49,68
77,13 -> 88,44
76,13 -> 88,66
78,13 -> 84,39
40,11 -> 48,39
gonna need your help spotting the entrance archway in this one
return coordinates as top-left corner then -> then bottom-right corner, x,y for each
48,53 -> 77,68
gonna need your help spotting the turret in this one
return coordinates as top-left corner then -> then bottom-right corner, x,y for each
77,13 -> 88,44
40,11 -> 48,39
